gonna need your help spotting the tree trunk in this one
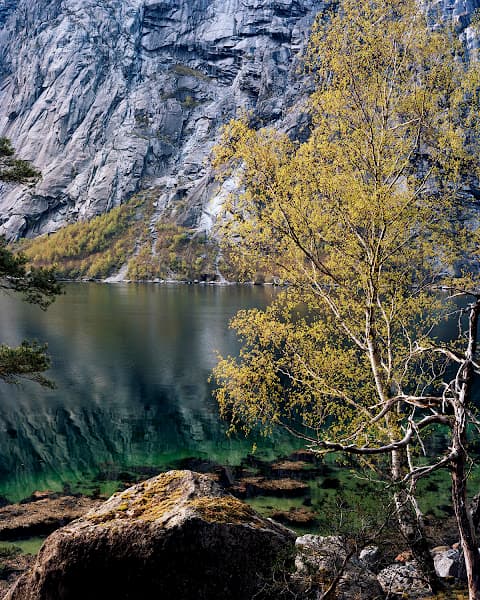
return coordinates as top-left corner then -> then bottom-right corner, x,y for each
452,445 -> 480,600
366,311 -> 440,591
391,448 -> 441,593
452,299 -> 480,600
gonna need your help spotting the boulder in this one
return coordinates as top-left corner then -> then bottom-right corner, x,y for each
359,545 -> 380,569
5,471 -> 295,600
434,548 -> 460,578
0,552 -> 34,599
295,535 -> 382,600
377,561 -> 432,598
295,535 -> 346,576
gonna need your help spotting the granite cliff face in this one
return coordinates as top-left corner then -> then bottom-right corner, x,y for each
0,0 -> 323,240
0,0 -> 479,242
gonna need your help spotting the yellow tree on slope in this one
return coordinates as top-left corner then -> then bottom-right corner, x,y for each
213,1 -> 480,596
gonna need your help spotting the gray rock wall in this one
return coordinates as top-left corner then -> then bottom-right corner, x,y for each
0,0 -> 478,241
0,0 -> 324,239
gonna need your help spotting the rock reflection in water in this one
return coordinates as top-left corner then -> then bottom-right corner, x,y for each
0,284 -> 294,502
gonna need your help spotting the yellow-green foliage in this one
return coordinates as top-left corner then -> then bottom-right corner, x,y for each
17,196 -> 217,281
212,0 -> 480,464
127,224 -> 216,281
19,198 -> 144,279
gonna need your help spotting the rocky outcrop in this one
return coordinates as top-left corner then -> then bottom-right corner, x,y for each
377,561 -> 432,598
0,0 -> 322,241
0,552 -> 34,600
5,470 -> 295,600
294,535 -> 383,600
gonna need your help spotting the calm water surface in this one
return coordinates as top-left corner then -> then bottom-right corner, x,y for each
0,283 -> 300,502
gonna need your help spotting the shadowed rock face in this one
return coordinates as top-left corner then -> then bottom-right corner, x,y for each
0,0 -> 322,240
5,470 -> 296,600
0,0 -> 479,241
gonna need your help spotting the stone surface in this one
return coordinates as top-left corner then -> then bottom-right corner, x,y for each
434,548 -> 460,578
377,561 -> 432,598
0,0 -> 479,244
359,545 -> 380,569
5,470 -> 295,600
0,0 -> 323,241
0,495 -> 101,540
0,553 -> 34,599
294,535 -> 382,600
235,476 -> 309,498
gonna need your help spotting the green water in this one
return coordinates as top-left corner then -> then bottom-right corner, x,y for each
0,283 -> 304,503
0,282 -> 478,531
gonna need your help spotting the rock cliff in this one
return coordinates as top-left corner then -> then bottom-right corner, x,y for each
0,0 -> 479,243
0,0 -> 323,241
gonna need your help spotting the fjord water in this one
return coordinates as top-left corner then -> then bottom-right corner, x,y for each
0,283 -> 299,503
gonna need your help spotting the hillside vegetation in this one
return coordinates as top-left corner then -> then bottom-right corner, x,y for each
18,196 -> 217,281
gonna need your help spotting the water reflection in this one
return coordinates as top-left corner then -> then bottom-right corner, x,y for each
0,284 -> 297,501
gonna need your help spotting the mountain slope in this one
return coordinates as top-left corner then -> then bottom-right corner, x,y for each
1,0 -> 480,280
0,0 -> 321,243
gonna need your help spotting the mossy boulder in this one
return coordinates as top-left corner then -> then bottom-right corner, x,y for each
5,471 -> 295,600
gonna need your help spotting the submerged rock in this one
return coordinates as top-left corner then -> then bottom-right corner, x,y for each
271,507 -> 318,527
0,495 -> 101,540
5,470 -> 295,600
233,476 -> 309,498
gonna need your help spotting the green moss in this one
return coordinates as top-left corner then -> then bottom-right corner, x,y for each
189,496 -> 256,524
88,471 -> 187,524
181,95 -> 202,109
423,590 -> 469,600
87,473 -> 256,527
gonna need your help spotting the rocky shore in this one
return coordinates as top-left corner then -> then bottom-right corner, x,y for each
0,494 -> 101,541
0,468 -> 473,599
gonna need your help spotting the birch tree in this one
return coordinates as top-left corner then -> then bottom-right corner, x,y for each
212,1 -> 480,596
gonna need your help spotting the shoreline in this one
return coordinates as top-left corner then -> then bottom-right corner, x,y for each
60,278 -> 286,286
